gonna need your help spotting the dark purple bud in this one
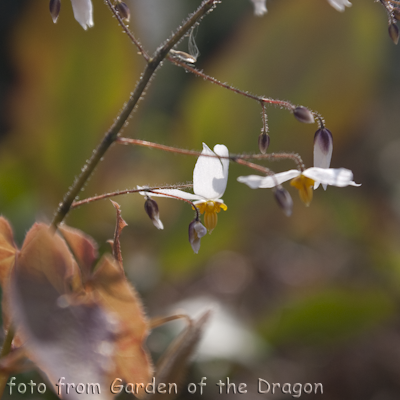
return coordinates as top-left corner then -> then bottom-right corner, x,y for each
258,132 -> 270,154
49,0 -> 61,23
115,1 -> 131,23
273,186 -> 293,217
188,219 -> 207,254
293,106 -> 315,124
144,198 -> 164,230
389,23 -> 399,45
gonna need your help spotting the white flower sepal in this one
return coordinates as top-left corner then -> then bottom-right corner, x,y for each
237,167 -> 360,206
70,0 -> 94,29
250,0 -> 267,16
327,0 -> 352,12
139,143 -> 229,233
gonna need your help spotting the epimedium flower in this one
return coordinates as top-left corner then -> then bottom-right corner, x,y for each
327,0 -> 352,12
250,0 -> 267,16
49,0 -> 94,30
139,143 -> 229,233
237,167 -> 360,207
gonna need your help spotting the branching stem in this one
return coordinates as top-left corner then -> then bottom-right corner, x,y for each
51,0 -> 220,229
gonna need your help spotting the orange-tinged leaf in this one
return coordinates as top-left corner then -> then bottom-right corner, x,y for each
0,217 -> 18,331
9,227 -> 116,399
90,255 -> 153,390
0,217 -> 17,288
19,223 -> 81,294
59,224 -> 98,282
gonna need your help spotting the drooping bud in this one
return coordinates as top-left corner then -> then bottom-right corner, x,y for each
293,106 -> 315,124
273,186 -> 293,217
258,132 -> 270,154
188,219 -> 207,254
49,0 -> 61,23
115,1 -> 131,23
144,198 -> 164,230
389,23 -> 399,45
314,127 -> 333,189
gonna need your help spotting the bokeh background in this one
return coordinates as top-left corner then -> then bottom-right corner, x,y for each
1,0 -> 400,398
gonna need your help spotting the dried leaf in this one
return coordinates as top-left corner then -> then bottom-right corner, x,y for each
0,217 -> 17,288
59,224 -> 98,281
0,217 -> 18,330
147,311 -> 211,400
19,223 -> 81,293
9,226 -> 116,399
90,255 -> 153,392
110,200 -> 128,267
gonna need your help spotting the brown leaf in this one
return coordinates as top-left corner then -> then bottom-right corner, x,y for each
146,311 -> 211,400
59,224 -> 98,282
90,255 -> 153,392
18,223 -> 81,293
110,200 -> 128,267
9,225 -> 115,399
0,217 -> 17,288
0,217 -> 18,330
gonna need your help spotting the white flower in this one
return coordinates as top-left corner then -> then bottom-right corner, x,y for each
237,167 -> 360,206
50,0 -> 94,30
139,143 -> 229,233
327,0 -> 352,12
250,0 -> 267,16
71,0 -> 94,29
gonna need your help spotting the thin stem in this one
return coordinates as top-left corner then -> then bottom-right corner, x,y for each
261,102 -> 268,134
0,326 -> 15,398
104,0 -> 149,61
51,0 -> 220,229
233,158 -> 273,175
71,184 -> 193,209
167,56 -> 296,111
117,137 -> 305,170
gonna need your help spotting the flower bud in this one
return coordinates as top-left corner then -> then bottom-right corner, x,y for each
115,1 -> 131,23
144,198 -> 164,230
389,23 -> 399,45
393,9 -> 400,21
293,106 -> 315,124
188,219 -> 207,254
49,0 -> 61,23
314,127 -> 333,190
273,186 -> 293,217
258,132 -> 270,154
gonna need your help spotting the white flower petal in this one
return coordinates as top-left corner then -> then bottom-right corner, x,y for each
303,167 -> 360,187
193,143 -> 229,200
138,187 -> 201,201
250,0 -> 267,16
327,0 -> 352,12
70,0 -> 94,30
237,170 -> 301,189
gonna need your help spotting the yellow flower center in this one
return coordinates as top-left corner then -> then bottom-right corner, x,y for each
290,174 -> 315,206
195,201 -> 227,233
